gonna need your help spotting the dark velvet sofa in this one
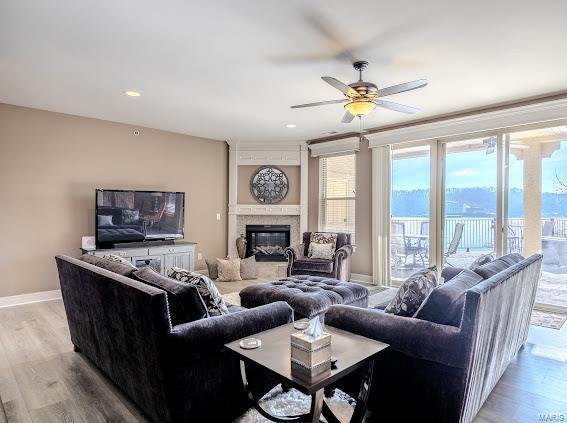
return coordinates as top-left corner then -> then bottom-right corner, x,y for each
55,255 -> 293,423
284,232 -> 353,281
326,253 -> 542,423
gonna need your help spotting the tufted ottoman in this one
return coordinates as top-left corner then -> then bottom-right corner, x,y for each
239,275 -> 368,319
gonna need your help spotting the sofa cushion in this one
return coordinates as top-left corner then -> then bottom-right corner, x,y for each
441,266 -> 467,283
473,253 -> 524,279
240,256 -> 258,280
103,254 -> 138,270
414,269 -> 483,326
500,253 -> 524,266
308,232 -> 338,258
133,266 -> 208,325
468,253 -> 493,270
216,258 -> 242,282
309,243 -> 335,260
167,267 -> 229,316
293,258 -> 334,273
205,257 -> 219,279
79,254 -> 137,277
384,267 -> 437,317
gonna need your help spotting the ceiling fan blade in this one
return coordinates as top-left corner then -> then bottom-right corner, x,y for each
322,76 -> 359,97
374,99 -> 419,114
341,111 -> 355,123
291,99 -> 348,109
377,79 -> 428,97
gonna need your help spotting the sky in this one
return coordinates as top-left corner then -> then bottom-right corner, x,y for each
392,141 -> 567,193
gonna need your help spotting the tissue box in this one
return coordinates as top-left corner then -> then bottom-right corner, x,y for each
290,331 -> 332,378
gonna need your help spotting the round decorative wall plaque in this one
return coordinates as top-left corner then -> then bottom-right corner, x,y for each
250,166 -> 289,204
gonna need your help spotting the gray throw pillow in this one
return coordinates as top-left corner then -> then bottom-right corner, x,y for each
205,258 -> 219,279
79,254 -> 137,277
133,266 -> 208,325
384,266 -> 438,317
472,253 -> 524,279
414,269 -> 483,326
103,254 -> 138,270
240,256 -> 258,280
167,267 -> 229,316
468,253 -> 493,271
308,232 -> 337,258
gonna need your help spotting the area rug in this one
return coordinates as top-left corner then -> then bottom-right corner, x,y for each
530,310 -> 567,330
236,384 -> 354,422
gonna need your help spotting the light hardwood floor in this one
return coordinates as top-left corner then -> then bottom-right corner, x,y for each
0,299 -> 565,422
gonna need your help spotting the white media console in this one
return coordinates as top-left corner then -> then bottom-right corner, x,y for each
82,241 -> 197,275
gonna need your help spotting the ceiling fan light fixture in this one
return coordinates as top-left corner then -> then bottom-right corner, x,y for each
344,100 -> 375,117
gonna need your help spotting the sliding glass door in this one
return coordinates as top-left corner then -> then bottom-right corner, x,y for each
442,137 -> 499,268
384,123 -> 567,313
390,144 -> 431,280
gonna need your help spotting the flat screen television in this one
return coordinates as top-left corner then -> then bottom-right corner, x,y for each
95,189 -> 185,248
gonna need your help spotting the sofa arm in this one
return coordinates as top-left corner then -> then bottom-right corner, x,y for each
334,245 -> 353,263
326,305 -> 467,368
168,302 -> 293,358
284,243 -> 304,260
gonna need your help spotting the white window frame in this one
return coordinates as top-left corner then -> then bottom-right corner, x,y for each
318,152 -> 357,244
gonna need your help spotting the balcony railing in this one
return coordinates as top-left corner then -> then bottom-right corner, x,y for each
391,217 -> 567,253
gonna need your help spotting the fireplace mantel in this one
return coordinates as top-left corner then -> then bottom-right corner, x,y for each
226,141 -> 308,257
230,204 -> 301,216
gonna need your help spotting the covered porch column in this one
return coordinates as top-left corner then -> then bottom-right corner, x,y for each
522,141 -> 543,256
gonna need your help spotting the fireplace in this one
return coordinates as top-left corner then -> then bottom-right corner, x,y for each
246,225 -> 290,262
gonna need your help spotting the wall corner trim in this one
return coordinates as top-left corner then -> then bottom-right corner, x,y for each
0,289 -> 62,309
308,137 -> 360,157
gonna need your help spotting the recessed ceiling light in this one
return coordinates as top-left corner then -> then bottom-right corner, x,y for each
286,124 -> 297,128
124,90 -> 141,97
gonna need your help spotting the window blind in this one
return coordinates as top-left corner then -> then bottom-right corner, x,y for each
319,153 -> 356,243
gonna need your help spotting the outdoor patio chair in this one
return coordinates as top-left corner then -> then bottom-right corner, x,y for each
444,222 -> 465,266
507,225 -> 523,253
391,221 -> 427,268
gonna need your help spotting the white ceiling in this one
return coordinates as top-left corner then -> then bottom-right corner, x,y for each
1,0 -> 567,143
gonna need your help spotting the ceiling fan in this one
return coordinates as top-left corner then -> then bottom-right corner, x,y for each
291,61 -> 428,123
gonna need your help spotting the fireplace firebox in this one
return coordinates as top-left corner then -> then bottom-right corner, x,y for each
246,225 -> 290,262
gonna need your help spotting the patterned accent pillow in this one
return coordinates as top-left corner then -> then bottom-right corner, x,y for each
308,232 -> 337,258
216,258 -> 242,282
309,243 -> 335,260
384,266 -> 438,317
167,267 -> 229,316
103,254 -> 137,270
240,256 -> 258,280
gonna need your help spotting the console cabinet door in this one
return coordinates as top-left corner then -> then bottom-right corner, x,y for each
163,252 -> 193,274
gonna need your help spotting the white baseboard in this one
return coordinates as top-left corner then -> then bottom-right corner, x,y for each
0,289 -> 62,309
350,273 -> 373,284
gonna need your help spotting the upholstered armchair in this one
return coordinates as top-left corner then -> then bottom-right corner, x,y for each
284,232 -> 353,281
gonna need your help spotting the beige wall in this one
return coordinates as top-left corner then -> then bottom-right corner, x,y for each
307,141 -> 373,277
237,165 -> 300,204
0,104 -> 228,297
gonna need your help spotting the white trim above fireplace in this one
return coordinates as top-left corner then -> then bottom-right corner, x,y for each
231,204 -> 301,215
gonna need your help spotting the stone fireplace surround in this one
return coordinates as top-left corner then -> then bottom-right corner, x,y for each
227,142 -> 308,258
